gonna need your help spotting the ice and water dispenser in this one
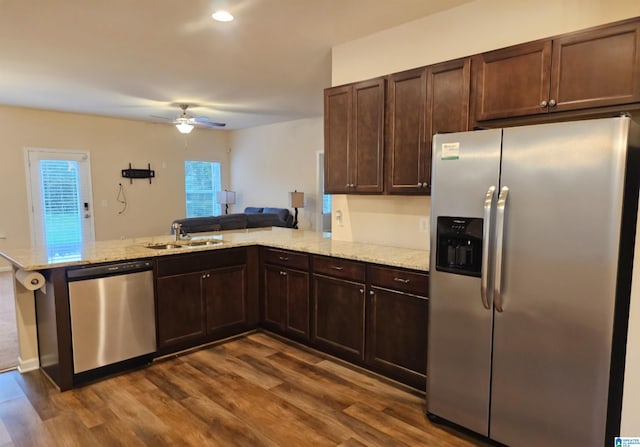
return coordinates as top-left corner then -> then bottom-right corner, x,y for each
435,217 -> 483,277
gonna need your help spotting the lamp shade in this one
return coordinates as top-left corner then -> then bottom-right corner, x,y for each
216,190 -> 236,204
289,191 -> 304,208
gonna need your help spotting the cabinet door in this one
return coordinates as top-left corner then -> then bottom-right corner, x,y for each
263,264 -> 285,331
313,275 -> 366,362
551,20 -> 640,112
205,265 -> 247,336
425,58 -> 471,191
324,85 -> 352,194
284,269 -> 310,339
156,272 -> 206,349
473,40 -> 552,120
352,78 -> 385,193
386,68 -> 427,194
367,287 -> 428,389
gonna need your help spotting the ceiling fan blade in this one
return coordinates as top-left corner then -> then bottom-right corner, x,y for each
150,114 -> 174,122
189,116 -> 226,127
151,104 -> 226,129
194,120 -> 226,128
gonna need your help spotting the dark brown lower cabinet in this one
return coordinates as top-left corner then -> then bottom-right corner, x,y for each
156,271 -> 206,349
155,248 -> 252,355
262,248 -> 311,341
263,263 -> 310,340
263,264 -> 285,329
313,274 -> 366,363
205,265 -> 247,337
366,265 -> 429,389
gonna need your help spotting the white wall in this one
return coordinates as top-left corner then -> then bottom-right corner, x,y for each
330,0 -> 640,250
332,0 -> 640,85
0,105 -> 230,260
331,195 -> 430,250
229,117 -> 323,230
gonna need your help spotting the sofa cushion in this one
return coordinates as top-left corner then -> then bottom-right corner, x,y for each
247,213 -> 286,228
244,207 -> 263,214
219,214 -> 248,230
263,207 -> 290,223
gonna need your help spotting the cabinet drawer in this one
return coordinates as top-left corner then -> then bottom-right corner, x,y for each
263,248 -> 309,270
312,256 -> 365,282
368,265 -> 429,297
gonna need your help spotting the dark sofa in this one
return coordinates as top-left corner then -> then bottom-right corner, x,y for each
171,207 -> 294,234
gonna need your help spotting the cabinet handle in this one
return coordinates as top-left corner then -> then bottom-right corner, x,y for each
548,99 -> 556,107
359,289 -> 364,294
350,183 -> 355,188
394,277 -> 410,284
278,256 -> 289,261
369,290 -> 374,295
346,183 -> 350,188
331,266 -> 344,271
540,100 -> 548,108
282,271 -> 287,276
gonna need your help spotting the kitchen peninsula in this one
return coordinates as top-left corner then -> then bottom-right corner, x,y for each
0,227 -> 429,391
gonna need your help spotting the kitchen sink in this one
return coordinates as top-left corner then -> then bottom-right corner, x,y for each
183,240 -> 224,247
145,240 -> 224,250
145,243 -> 183,250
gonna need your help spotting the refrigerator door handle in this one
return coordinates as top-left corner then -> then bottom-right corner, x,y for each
494,186 -> 509,312
481,185 -> 496,309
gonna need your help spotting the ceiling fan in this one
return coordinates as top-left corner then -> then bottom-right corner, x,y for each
160,104 -> 226,134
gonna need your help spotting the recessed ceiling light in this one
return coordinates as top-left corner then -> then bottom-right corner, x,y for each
212,10 -> 234,22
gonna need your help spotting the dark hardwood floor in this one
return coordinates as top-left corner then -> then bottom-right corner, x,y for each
0,332 -> 488,446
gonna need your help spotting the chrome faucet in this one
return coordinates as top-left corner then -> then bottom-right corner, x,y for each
172,222 -> 183,242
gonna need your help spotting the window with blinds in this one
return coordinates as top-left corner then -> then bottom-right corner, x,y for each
185,161 -> 222,217
40,160 -> 83,248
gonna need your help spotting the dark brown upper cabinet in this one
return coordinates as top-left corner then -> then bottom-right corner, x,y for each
386,58 -> 470,194
473,19 -> 640,121
386,68 -> 427,194
425,58 -> 471,190
324,78 -> 385,194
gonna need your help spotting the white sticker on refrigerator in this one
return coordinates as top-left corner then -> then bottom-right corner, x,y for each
441,142 -> 460,160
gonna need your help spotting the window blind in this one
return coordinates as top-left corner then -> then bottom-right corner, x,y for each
185,161 -> 222,217
39,160 -> 83,257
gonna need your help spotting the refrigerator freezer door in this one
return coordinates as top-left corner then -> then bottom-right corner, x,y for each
428,129 -> 502,434
490,118 -> 630,446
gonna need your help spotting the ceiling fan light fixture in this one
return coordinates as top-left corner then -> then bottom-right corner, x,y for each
176,122 -> 194,134
212,10 -> 234,22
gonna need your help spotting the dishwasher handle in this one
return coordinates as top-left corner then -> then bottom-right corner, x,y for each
67,260 -> 153,281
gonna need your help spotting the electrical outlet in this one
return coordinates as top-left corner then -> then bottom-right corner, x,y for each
419,217 -> 429,233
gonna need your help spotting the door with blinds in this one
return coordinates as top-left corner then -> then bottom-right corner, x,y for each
26,149 -> 95,262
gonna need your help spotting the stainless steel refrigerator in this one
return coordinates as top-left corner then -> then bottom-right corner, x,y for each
427,116 -> 640,447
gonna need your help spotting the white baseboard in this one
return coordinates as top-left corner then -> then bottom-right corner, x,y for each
17,356 -> 39,373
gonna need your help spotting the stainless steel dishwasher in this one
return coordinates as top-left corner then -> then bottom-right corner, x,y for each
67,259 -> 156,374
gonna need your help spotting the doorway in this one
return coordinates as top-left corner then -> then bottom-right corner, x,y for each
317,152 -> 331,233
25,148 -> 95,261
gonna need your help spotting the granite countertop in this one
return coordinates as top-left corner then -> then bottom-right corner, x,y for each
0,227 -> 429,272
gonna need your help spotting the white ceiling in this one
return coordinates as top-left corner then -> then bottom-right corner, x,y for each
0,0 -> 473,130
